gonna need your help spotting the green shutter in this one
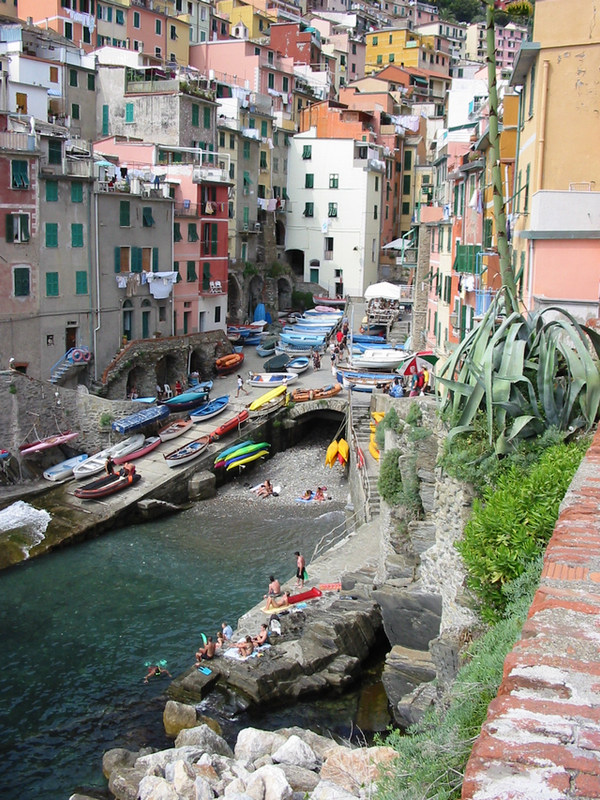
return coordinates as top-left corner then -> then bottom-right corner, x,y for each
174,222 -> 182,241
305,174 -> 313,188
88,73 -> 95,90
203,106 -> 210,129
71,183 -> 83,203
14,267 -> 30,297
131,247 -> 142,273
71,223 -> 84,248
192,104 -> 199,127
152,247 -> 159,272
188,223 -> 198,241
125,102 -> 134,123
46,272 -> 59,297
5,214 -> 14,243
120,201 -> 130,227
12,160 -> 29,188
114,246 -> 121,273
261,120 -> 268,137
243,141 -> 250,159
46,223 -> 58,248
187,261 -> 197,281
76,270 -> 88,295
102,104 -> 109,136
202,262 -> 211,292
142,207 -> 154,227
211,223 -> 218,255
46,181 -> 58,202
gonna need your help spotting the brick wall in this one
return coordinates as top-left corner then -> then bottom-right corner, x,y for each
462,427 -> 600,799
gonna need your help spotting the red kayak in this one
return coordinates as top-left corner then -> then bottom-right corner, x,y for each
20,431 -> 79,455
74,471 -> 141,500
289,587 -> 322,604
209,409 -> 249,441
113,436 -> 161,465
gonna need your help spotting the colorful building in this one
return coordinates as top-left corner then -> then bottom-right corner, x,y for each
365,27 -> 451,78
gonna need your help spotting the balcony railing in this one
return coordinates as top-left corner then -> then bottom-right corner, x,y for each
0,131 -> 38,152
192,164 -> 229,183
40,157 -> 93,178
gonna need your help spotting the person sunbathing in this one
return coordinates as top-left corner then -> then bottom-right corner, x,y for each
265,590 -> 291,611
315,486 -> 326,502
301,489 -> 313,500
264,575 -> 281,598
256,480 -> 273,498
234,636 -> 254,657
195,636 -> 216,664
252,624 -> 269,646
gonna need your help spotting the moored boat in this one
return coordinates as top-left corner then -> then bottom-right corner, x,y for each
20,431 -> 79,456
112,405 -> 169,435
159,390 -> 209,412
286,356 -> 310,374
74,471 -> 141,500
73,434 -> 146,479
164,435 -> 210,468
351,349 -> 406,371
158,418 -> 193,442
248,384 -> 287,412
209,409 -> 250,440
280,332 -> 325,348
190,395 -> 229,423
256,339 -> 278,357
290,383 -> 342,403
43,454 -> 89,482
248,372 -> 298,387
264,353 -> 290,373
215,352 -> 244,375
113,436 -> 161,465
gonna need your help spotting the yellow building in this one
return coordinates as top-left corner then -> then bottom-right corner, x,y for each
365,28 -> 450,76
509,0 -> 600,320
217,0 -> 274,39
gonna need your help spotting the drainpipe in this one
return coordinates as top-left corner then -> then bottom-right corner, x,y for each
93,190 -> 101,382
87,179 -> 94,362
535,60 -> 550,194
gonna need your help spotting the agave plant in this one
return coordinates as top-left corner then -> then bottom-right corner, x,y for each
436,288 -> 600,452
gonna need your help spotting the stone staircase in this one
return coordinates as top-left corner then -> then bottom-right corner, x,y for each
352,401 -> 381,518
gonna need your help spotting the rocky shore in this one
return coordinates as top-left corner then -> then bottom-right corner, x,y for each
95,721 -> 398,800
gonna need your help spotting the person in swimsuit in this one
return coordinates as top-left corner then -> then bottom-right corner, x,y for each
144,664 -> 171,683
252,624 -> 269,646
264,575 -> 281,598
265,590 -> 291,611
234,636 -> 254,657
295,551 -> 306,588
195,636 -> 216,664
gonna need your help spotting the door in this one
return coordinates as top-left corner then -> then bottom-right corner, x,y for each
198,311 -> 206,332
183,311 -> 190,335
123,300 -> 133,341
142,311 -> 150,339
66,327 -> 77,352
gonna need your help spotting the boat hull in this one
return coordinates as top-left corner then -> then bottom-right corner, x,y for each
216,353 -> 244,375
209,409 -> 250,440
158,419 -> 193,442
248,372 -> 297,387
279,332 -> 325,347
290,383 -> 342,403
74,472 -> 141,499
286,357 -> 310,374
248,385 -> 287,412
43,454 -> 88,482
225,448 -> 270,471
20,431 -> 79,456
164,436 -> 210,467
112,405 -> 169,434
114,436 -> 161,465
190,395 -> 229,423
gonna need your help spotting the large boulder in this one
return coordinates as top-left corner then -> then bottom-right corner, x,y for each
271,735 -> 320,771
381,645 -> 436,720
102,748 -> 139,780
194,776 -> 214,800
275,727 -> 341,760
108,766 -> 149,800
138,775 -> 179,800
234,728 -> 287,761
320,746 -> 398,795
175,724 -> 233,757
372,587 -> 441,650
136,746 -> 212,773
165,760 -> 195,798
246,765 -> 293,800
310,781 -> 358,800
396,682 -> 437,729
163,700 -> 197,738
273,763 -> 320,792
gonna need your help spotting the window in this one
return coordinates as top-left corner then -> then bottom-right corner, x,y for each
119,200 -> 130,227
352,43 -> 356,54
114,7 -> 124,24
305,173 -> 314,188
14,267 -> 30,297
273,157 -> 279,173
324,236 -> 333,256
125,103 -> 134,123
155,47 -> 162,58
372,36 -> 378,45
341,54 -> 346,66
187,261 -> 197,281
221,22 -> 227,35
229,163 -> 235,180
328,202 -> 338,217
402,201 -> 410,215
46,272 -> 59,297
389,53 -> 394,63
174,222 -> 182,242
374,205 -> 378,220
142,207 -> 155,228
215,306 -> 221,323
155,19 -> 162,35
243,141 -> 250,160
261,120 -> 268,138
46,223 -> 58,248
524,164 -> 530,213
202,262 -> 211,291
71,103 -> 80,120
71,223 -> 84,248
152,247 -> 159,272
204,107 -> 211,129
76,271 -> 88,295
46,182 -> 58,202
389,34 -> 393,44
283,159 -> 287,173
5,213 -> 29,243
377,55 -> 382,65
192,104 -> 199,127
170,24 -> 177,40
403,174 -> 411,195
188,222 -> 199,241
219,131 -> 225,148
304,202 -> 314,217
10,159 -> 28,190
302,145 -> 312,160
83,26 -> 91,43
404,149 -> 412,171
310,266 -> 319,283
65,21 -> 73,40
48,139 -> 62,165
483,218 -> 493,249
50,66 -> 58,83
229,134 -> 235,149
282,76 -> 289,92
71,183 -> 83,203
249,118 -> 255,129
69,69 -> 78,87
87,73 -> 95,91
268,73 -> 274,89
260,151 -> 267,169
352,62 -> 356,73
102,105 -> 109,136
375,176 -> 379,192
329,173 -> 339,189
133,10 -> 140,27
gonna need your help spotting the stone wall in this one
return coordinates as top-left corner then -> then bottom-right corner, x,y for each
462,428 -> 600,799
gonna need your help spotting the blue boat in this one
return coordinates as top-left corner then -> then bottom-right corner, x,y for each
243,335 -> 263,346
189,381 -> 213,394
280,332 -> 325,347
160,390 -> 209,412
256,339 -> 278,357
286,356 -> 310,374
112,404 -> 170,434
352,333 -> 387,344
190,395 -> 230,423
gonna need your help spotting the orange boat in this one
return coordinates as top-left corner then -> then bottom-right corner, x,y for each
290,383 -> 342,403
209,409 -> 250,441
216,352 -> 244,375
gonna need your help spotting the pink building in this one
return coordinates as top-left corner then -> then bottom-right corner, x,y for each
495,23 -> 528,71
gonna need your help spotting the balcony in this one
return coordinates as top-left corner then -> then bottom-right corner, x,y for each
40,157 -> 93,178
200,279 -> 226,295
0,131 -> 38,152
192,163 -> 230,184
239,220 -> 260,233
175,201 -> 199,217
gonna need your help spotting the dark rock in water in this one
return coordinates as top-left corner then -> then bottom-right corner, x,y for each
382,645 -> 436,728
136,498 -> 186,521
372,587 -> 441,651
102,748 -> 148,780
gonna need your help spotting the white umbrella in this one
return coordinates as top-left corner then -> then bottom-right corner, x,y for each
364,282 -> 402,301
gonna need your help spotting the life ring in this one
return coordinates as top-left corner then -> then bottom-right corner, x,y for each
82,350 -> 91,363
71,349 -> 84,363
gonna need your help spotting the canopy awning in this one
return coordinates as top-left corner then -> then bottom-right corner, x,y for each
364,281 -> 402,301
382,238 -> 405,250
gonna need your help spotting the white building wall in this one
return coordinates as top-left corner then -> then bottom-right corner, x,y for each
446,77 -> 488,133
286,130 -> 381,297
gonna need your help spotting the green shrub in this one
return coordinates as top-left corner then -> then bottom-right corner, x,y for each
99,412 -> 113,428
291,290 -> 315,311
243,263 -> 258,277
378,448 -> 403,505
8,384 -> 16,395
405,402 -> 422,426
375,422 -> 386,450
457,440 -> 588,622
268,262 -> 287,278
408,426 -> 432,443
377,556 -> 543,800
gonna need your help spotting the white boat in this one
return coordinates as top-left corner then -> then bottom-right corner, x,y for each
286,357 -> 311,374
158,418 -> 194,442
164,435 -> 210,468
73,434 -> 146,480
248,372 -> 298,387
43,454 -> 88,482
351,349 -> 406,370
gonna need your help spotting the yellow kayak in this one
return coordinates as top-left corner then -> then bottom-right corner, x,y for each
325,439 -> 338,467
249,384 -> 286,412
369,432 -> 380,462
372,411 -> 385,424
225,449 -> 270,470
337,438 -> 349,463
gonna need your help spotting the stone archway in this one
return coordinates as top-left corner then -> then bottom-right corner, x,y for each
285,249 -> 304,279
277,277 -> 293,312
228,273 -> 243,323
247,274 -> 263,320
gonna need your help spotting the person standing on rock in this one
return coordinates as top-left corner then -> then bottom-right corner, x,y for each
295,551 -> 306,589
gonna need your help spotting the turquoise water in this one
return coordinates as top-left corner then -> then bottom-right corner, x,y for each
0,485 -> 346,799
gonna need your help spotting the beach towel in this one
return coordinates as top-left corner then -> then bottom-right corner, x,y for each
223,643 -> 271,662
